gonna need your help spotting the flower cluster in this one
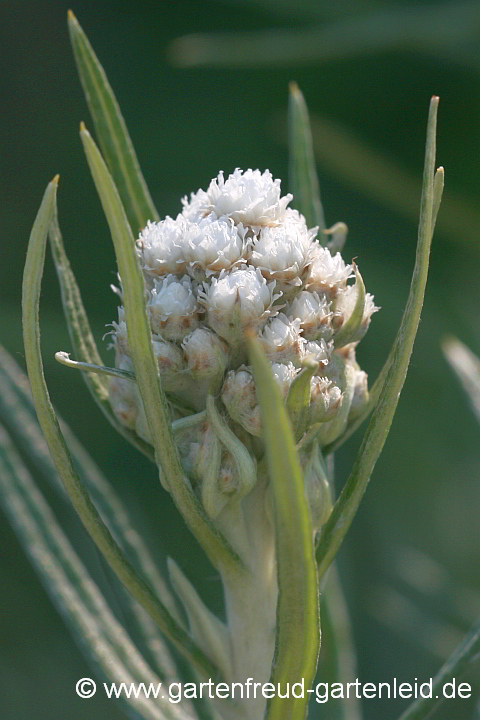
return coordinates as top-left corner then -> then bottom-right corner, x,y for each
108,169 -> 378,521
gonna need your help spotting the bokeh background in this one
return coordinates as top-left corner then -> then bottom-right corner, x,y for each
1,1 -> 479,718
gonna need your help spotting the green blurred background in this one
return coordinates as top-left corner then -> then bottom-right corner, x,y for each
1,1 -> 479,718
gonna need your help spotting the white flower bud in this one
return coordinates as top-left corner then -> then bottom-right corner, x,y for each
152,336 -> 185,392
309,376 -> 343,424
148,275 -> 199,341
183,216 -> 246,276
348,367 -> 369,420
302,442 -> 333,533
307,245 -> 353,298
250,218 -> 315,289
181,189 -> 211,222
111,306 -> 129,355
184,169 -> 292,228
315,356 -> 357,445
221,362 -> 297,436
221,367 -> 260,436
303,339 -> 332,365
182,328 -> 229,381
334,285 -> 379,344
201,267 -> 278,344
108,355 -> 137,430
288,290 -> 333,341
259,314 -> 305,365
138,216 -> 188,276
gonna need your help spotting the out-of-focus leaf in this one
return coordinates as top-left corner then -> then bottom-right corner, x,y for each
370,585 -> 464,662
22,178 -> 218,679
443,337 -> 480,423
306,111 -> 478,248
393,546 -> 480,628
168,2 -> 480,68
0,344 -> 185,682
288,82 -> 325,233
321,565 -> 362,720
68,11 -> 159,235
49,206 -> 155,462
0,427 -> 183,720
316,98 -> 443,579
80,124 -> 244,577
397,616 -> 480,720
248,333 -> 319,720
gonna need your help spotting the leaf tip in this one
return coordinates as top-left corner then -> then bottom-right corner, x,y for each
52,174 -> 60,186
289,80 -> 300,95
79,121 -> 88,135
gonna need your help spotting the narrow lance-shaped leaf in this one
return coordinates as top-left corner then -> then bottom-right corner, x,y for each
0,429 -> 179,720
68,10 -> 159,235
316,97 -> 443,579
396,615 -> 480,720
48,203 -> 155,462
288,82 -> 326,234
325,167 -> 444,456
80,124 -> 244,576
22,177 -> 219,679
248,333 -> 319,720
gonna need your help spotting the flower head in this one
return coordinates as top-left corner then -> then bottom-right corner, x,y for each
109,168 -> 377,458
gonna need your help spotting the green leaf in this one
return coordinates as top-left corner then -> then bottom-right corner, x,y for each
80,124 -> 244,576
396,615 -> 480,720
68,10 -> 159,235
325,167 -> 444,456
442,336 -> 480,424
0,427 -> 183,720
48,205 -> 155,462
288,82 -> 326,234
316,97 -> 443,579
22,178 -> 218,679
248,333 -> 319,720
